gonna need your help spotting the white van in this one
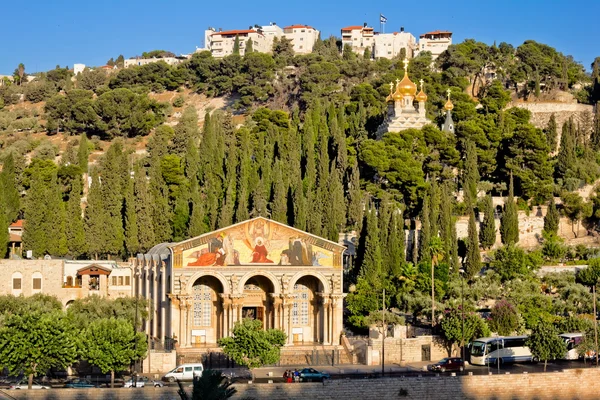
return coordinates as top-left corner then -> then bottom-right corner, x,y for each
163,363 -> 204,382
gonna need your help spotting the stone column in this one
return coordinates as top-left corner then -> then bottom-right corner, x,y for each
321,295 -> 331,345
159,264 -> 167,341
144,267 -> 151,334
186,297 -> 193,347
152,265 -> 159,338
271,294 -> 282,330
283,295 -> 294,345
220,294 -> 231,338
330,294 -> 344,345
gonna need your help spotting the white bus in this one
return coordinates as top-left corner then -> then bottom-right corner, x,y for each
559,333 -> 584,360
470,336 -> 536,366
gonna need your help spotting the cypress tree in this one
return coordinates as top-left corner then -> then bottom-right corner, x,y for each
0,191 -> 8,258
556,118 -> 576,178
200,113 -> 225,229
245,38 -> 253,54
480,194 -> 496,250
591,113 -> 600,152
449,215 -> 459,272
133,165 -> 156,252
99,142 -> 126,257
85,171 -> 105,259
172,185 -> 191,240
346,160 -> 363,231
22,171 -> 49,258
232,35 -> 241,56
545,113 -> 558,153
360,203 -> 382,285
235,129 -> 251,222
388,210 -> 406,277
172,106 -> 199,156
543,196 -> 560,236
292,174 -> 307,231
45,175 -> 67,257
500,174 -> 519,245
65,175 -> 86,258
463,139 -> 479,205
149,158 -> 172,243
439,182 -> 453,257
78,134 -> 89,173
465,208 -> 481,279
124,172 -> 139,257
324,164 -> 345,242
419,193 -> 431,263
429,178 -> 440,237
270,160 -> 287,223
0,153 -> 21,222
188,188 -> 208,237
61,140 -> 78,166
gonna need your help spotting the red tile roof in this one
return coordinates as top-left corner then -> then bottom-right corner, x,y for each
212,29 -> 255,36
341,25 -> 366,31
100,65 -> 113,69
9,220 -> 23,228
284,24 -> 315,30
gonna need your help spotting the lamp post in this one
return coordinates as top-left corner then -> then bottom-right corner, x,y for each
459,268 -> 465,367
382,288 -> 386,378
133,269 -> 140,387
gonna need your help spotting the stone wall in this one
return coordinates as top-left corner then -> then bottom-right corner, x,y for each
10,368 -> 600,400
366,334 -> 447,365
142,351 -> 177,375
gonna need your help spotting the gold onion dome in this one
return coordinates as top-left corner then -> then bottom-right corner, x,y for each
444,99 -> 454,111
385,82 -> 394,102
392,79 -> 404,101
398,74 -> 417,97
416,80 -> 427,102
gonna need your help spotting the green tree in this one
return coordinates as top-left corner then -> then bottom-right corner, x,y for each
465,208 -> 481,279
480,194 -> 496,250
77,134 -> 90,173
218,319 -> 286,375
526,320 -> 566,371
177,370 -> 237,400
232,36 -> 240,56
124,173 -> 139,257
500,174 -> 519,245
556,118 -> 577,179
463,140 -> 479,204
545,113 -> 558,153
440,307 -> 490,357
99,142 -> 126,257
133,164 -> 156,253
543,196 -> 560,236
488,300 -> 518,336
419,194 -> 431,263
491,244 -> 541,282
84,171 -> 106,259
245,38 -> 253,54
0,153 -> 21,222
0,311 -> 78,389
0,193 -> 8,258
81,317 -> 148,388
561,192 -> 592,238
65,175 -> 87,258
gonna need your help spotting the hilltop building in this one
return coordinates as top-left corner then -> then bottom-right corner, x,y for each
124,56 -> 188,68
134,217 -> 346,350
416,30 -> 452,60
377,59 -> 432,136
283,24 -> 320,54
373,28 -> 417,59
341,24 -> 375,55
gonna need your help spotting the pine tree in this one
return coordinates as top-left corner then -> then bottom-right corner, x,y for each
0,192 -> 8,258
556,118 -> 576,178
78,134 -> 89,173
463,139 -> 479,205
545,113 -> 558,153
0,153 -> 21,222
543,196 -> 560,236
124,172 -> 139,257
133,164 -> 156,252
465,208 -> 481,279
500,174 -> 519,245
419,193 -> 431,263
480,194 -> 496,250
65,175 -> 86,258
85,171 -> 106,259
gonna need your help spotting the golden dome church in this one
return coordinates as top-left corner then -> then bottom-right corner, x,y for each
377,58 -> 432,137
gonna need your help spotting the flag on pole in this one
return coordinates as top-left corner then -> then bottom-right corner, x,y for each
380,14 -> 387,23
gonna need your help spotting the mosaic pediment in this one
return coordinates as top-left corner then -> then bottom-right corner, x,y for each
171,218 -> 344,269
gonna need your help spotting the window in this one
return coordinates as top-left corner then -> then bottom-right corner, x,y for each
125,276 -> 131,286
33,278 -> 41,290
112,276 -> 117,286
293,283 -> 310,325
185,367 -> 193,373
118,276 -> 123,286
13,278 -> 21,290
193,282 -> 212,326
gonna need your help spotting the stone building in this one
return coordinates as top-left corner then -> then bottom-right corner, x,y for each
134,217 -> 346,351
377,59 -> 432,136
372,28 -> 417,60
341,24 -> 375,55
416,30 -> 452,60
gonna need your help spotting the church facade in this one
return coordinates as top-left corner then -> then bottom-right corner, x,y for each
134,217 -> 346,349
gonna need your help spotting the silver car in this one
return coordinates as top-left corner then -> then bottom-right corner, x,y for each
123,376 -> 164,388
9,380 -> 51,390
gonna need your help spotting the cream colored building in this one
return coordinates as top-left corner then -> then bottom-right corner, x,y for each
283,24 -> 320,54
0,259 -> 133,306
373,30 -> 417,59
204,28 -> 271,57
416,30 -> 453,60
341,24 -> 375,55
377,59 -> 432,136
124,57 -> 186,68
134,217 -> 346,350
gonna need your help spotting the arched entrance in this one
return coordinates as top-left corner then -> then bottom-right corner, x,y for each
242,275 -> 275,329
191,276 -> 224,346
291,276 -> 321,343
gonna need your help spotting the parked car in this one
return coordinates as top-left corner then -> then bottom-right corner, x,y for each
124,376 -> 164,388
64,378 -> 96,388
163,363 -> 204,382
427,357 -> 465,372
299,368 -> 330,382
9,380 -> 51,390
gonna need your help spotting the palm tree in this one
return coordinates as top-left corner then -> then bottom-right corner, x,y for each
177,369 -> 237,400
429,237 -> 445,327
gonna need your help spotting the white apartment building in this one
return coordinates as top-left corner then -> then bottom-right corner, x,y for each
124,57 -> 187,68
416,30 -> 453,60
341,24 -> 374,55
373,28 -> 417,60
204,28 -> 271,57
283,24 -> 320,54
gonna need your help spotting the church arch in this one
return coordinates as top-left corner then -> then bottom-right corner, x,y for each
185,270 -> 230,295
288,271 -> 331,294
237,270 -> 281,295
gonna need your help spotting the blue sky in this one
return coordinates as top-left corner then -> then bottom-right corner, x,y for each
2,0 -> 598,74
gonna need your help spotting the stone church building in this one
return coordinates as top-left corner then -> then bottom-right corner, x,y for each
134,217 -> 346,354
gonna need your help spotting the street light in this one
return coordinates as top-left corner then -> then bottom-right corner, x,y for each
133,269 -> 140,387
382,288 -> 386,378
460,270 -> 466,365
